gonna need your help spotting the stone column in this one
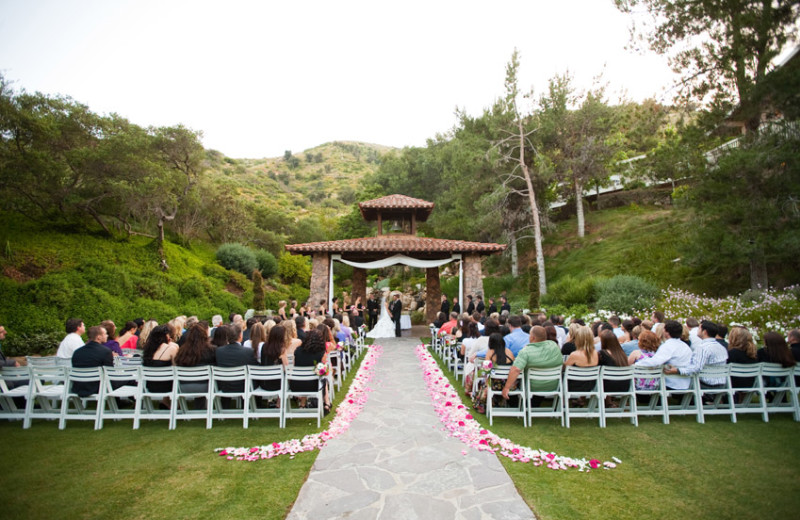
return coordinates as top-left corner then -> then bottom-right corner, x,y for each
462,253 -> 484,306
309,253 -> 331,310
352,268 -> 367,306
425,267 -> 441,324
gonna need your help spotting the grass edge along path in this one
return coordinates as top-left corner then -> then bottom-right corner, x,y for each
0,350 -> 372,520
216,344 -> 383,461
424,342 -> 800,520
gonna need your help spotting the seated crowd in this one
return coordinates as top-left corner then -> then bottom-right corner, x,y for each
432,307 -> 800,412
1,309 -> 365,416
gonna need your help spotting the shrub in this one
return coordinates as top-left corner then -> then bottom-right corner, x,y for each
547,275 -> 604,307
179,277 -> 210,300
216,243 -> 258,276
278,252 -> 311,285
254,249 -> 278,278
410,309 -> 425,325
252,270 -> 265,310
3,331 -> 63,357
595,275 -> 660,314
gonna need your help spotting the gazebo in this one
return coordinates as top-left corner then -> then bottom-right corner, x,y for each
285,194 -> 506,323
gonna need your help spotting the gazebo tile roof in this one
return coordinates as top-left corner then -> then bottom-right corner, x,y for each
358,194 -> 434,210
285,235 -> 505,254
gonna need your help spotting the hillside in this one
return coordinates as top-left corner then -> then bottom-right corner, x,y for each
205,141 -> 394,224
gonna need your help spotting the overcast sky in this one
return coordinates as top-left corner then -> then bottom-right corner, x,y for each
1,0 -> 684,158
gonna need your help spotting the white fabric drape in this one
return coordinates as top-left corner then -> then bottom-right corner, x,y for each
332,253 -> 460,269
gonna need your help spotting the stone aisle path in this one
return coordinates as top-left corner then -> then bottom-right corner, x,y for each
286,337 -> 535,520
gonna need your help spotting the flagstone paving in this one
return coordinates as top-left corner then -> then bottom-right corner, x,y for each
287,337 -> 535,520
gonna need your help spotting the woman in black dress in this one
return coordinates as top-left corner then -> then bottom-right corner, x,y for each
292,329 -> 331,412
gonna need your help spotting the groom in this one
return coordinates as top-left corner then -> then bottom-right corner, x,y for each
391,292 -> 402,337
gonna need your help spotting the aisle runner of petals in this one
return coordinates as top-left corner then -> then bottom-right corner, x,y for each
417,345 -> 621,472
215,345 -> 383,462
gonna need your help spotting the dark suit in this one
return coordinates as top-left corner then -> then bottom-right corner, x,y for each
367,298 -> 380,330
476,300 -> 485,314
441,299 -> 450,315
72,341 -> 113,396
391,298 -> 402,337
215,342 -> 256,392
466,301 -> 475,315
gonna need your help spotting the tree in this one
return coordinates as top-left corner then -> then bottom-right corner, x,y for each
538,73 -> 618,238
617,0 -> 800,289
615,0 -> 800,129
682,123 -> 800,290
148,125 -> 206,267
491,49 -> 548,295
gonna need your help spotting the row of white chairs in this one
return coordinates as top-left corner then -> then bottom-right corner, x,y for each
0,364 -> 332,430
428,335 -> 800,427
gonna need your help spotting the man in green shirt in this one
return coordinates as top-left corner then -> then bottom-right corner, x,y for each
502,326 -> 562,399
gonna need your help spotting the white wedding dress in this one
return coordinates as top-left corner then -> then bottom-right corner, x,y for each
366,297 -> 396,339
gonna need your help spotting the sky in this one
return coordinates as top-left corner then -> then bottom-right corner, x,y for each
1,0 -> 683,158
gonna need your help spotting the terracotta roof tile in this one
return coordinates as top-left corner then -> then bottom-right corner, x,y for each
358,194 -> 434,210
285,235 -> 506,255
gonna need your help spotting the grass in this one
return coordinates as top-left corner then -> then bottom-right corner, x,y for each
427,346 -> 800,520
0,353 -> 364,520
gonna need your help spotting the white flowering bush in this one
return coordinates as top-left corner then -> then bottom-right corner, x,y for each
550,285 -> 800,342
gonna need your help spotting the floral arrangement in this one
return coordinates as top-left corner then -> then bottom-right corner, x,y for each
480,360 -> 493,376
314,363 -> 329,377
415,345 -> 620,472
216,345 -> 383,462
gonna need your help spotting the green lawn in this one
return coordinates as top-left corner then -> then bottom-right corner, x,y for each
0,352 -> 365,520
428,346 -> 800,520
4,347 -> 799,520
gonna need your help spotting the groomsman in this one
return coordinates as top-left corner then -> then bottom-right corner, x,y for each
367,292 -> 380,330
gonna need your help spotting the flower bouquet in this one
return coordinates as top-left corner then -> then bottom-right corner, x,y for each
480,360 -> 493,376
314,363 -> 329,377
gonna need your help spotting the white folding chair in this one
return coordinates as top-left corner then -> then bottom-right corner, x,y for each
563,366 -> 602,428
98,366 -> 141,429
632,365 -> 669,424
696,364 -> 736,423
25,356 -> 58,367
599,366 -> 638,427
173,366 -> 211,429
284,366 -> 324,427
525,366 -> 564,427
245,365 -> 285,428
60,367 -> 104,430
761,363 -> 800,421
665,373 -> 703,423
328,351 -> 343,394
118,356 -> 143,366
452,344 -> 465,381
486,366 -> 526,426
0,366 -> 31,422
24,366 -> 69,429
729,363 -> 768,421
210,366 -> 249,427
138,366 -> 177,430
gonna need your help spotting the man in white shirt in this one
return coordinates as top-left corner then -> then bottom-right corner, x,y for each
665,321 -> 728,386
635,320 -> 693,389
56,318 -> 85,359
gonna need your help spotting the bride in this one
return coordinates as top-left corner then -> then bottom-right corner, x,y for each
366,293 -> 396,339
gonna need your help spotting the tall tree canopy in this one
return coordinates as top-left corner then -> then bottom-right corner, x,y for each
616,0 -> 800,128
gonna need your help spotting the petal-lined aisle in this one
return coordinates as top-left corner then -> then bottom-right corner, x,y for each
286,337 -> 534,520
416,345 -> 620,471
